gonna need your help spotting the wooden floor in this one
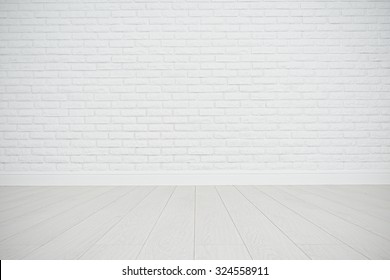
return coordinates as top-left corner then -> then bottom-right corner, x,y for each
0,186 -> 389,260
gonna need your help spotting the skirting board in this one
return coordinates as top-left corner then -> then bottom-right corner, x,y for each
0,171 -> 390,186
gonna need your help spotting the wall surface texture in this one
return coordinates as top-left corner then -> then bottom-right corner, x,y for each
1,0 -> 390,177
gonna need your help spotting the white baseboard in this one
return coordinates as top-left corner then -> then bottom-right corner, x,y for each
0,170 -> 390,186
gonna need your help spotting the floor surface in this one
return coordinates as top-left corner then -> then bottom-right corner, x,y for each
0,185 -> 389,259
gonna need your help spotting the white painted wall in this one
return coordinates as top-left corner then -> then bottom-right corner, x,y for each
0,0 -> 390,182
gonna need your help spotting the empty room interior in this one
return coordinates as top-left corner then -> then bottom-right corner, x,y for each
0,0 -> 390,260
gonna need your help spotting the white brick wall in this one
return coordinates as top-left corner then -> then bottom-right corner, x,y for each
1,0 -> 390,173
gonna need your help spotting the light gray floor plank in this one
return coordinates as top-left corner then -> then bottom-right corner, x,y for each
0,189 -> 60,215
0,187 -> 133,259
327,185 -> 390,203
196,245 -> 251,260
373,185 -> 390,194
287,186 -> 390,241
136,187 -> 195,260
0,188 -> 111,241
195,186 -> 251,260
218,186 -> 309,259
80,186 -> 174,260
0,187 -> 102,223
23,187 -> 155,259
0,186 -> 389,260
0,188 -> 58,212
299,244 -> 367,260
314,186 -> 390,222
324,186 -> 390,207
355,186 -> 390,202
237,186 -> 365,259
0,187 -> 38,204
260,186 -> 390,259
0,187 -> 47,201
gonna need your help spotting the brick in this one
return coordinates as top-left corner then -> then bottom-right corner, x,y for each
0,0 -> 388,172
